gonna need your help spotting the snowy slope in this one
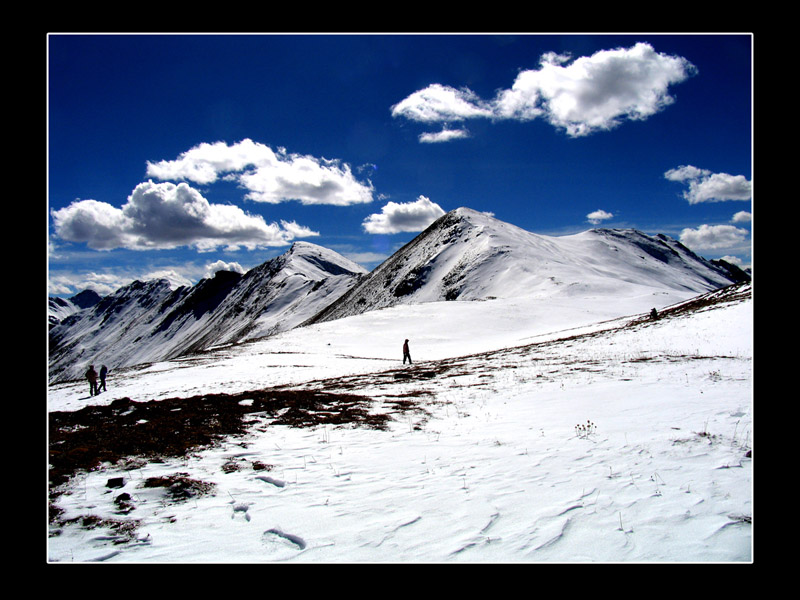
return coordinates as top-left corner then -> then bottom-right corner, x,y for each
49,296 -> 80,328
48,242 -> 366,383
48,289 -> 102,328
49,278 -> 183,382
306,208 -> 738,325
47,282 -> 753,563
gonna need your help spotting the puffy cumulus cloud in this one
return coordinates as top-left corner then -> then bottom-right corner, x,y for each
499,43 -> 695,136
362,196 -> 446,234
203,259 -> 246,279
50,199 -> 136,250
147,139 -> 374,206
145,138 -> 275,185
679,224 -> 749,250
587,209 -> 614,224
732,210 -> 752,223
392,43 -> 695,140
665,165 -> 752,204
51,180 -> 319,252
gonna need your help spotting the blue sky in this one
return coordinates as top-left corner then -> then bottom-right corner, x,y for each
48,33 -> 752,297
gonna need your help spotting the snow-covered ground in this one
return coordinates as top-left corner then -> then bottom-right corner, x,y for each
47,286 -> 752,563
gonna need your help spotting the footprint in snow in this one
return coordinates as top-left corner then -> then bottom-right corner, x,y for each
256,475 -> 286,488
231,502 -> 252,521
263,528 -> 307,551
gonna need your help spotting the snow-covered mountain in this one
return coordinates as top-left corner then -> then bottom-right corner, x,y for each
49,208 -> 744,384
305,207 -> 742,325
48,242 -> 367,383
48,289 -> 102,328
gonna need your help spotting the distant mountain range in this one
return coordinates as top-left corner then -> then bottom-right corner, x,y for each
48,242 -> 367,382
48,289 -> 102,328
48,208 -> 748,383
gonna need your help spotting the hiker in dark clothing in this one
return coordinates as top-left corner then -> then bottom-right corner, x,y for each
86,365 -> 98,396
99,365 -> 108,392
403,339 -> 412,364
650,307 -> 659,320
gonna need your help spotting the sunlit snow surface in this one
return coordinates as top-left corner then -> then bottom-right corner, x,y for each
48,288 -> 752,563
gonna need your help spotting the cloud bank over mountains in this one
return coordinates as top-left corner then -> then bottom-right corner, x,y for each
663,165 -> 752,253
51,179 -> 320,252
50,138 -> 451,256
51,139 -> 379,253
664,165 -> 753,204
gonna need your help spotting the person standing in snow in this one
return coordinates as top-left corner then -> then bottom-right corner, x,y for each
99,365 -> 108,392
403,339 -> 412,364
86,365 -> 98,396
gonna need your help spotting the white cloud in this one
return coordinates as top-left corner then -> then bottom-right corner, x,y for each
732,211 -> 751,223
500,43 -> 695,136
665,165 -> 752,204
204,260 -> 246,279
141,268 -> 197,289
49,263 -> 215,297
279,220 -> 320,239
392,43 -> 696,140
145,138 -> 274,184
390,84 -> 493,123
48,271 -> 131,297
719,255 -> 743,267
587,209 -> 614,224
51,180 -> 319,252
147,139 -> 374,206
679,224 -> 748,250
419,128 -> 471,143
362,196 -> 446,234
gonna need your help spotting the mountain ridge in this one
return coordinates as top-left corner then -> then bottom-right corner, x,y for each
48,242 -> 366,383
304,207 -> 741,325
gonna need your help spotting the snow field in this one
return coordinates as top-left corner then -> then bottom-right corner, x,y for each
47,289 -> 752,563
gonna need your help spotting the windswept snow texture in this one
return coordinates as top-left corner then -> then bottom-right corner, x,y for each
47,283 -> 752,563
48,242 -> 366,383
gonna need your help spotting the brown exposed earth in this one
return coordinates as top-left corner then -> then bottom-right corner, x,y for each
48,388 -> 427,512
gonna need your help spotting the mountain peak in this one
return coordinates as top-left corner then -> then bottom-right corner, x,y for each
285,240 -> 367,277
305,208 -> 741,325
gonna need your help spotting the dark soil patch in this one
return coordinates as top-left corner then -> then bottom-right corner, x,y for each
141,472 -> 216,502
49,388 -> 407,505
